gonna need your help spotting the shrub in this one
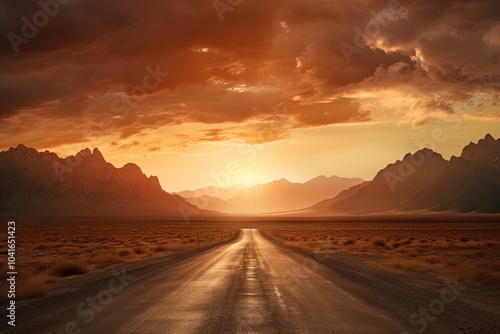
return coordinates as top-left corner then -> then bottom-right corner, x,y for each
133,246 -> 147,255
343,239 -> 355,246
152,245 -> 168,253
51,262 -> 88,277
117,249 -> 132,257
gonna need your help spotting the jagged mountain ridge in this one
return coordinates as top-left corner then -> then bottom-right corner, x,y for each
403,134 -> 500,213
0,145 -> 204,216
310,134 -> 500,214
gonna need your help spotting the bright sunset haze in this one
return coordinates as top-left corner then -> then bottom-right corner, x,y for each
1,0 -> 499,191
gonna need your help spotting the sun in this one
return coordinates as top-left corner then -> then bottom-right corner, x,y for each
243,175 -> 253,185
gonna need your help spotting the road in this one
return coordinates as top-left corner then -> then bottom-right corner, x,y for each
9,229 -> 500,334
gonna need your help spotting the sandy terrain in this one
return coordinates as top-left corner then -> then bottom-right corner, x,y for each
0,226 -> 499,333
0,217 -> 236,302
261,221 -> 500,286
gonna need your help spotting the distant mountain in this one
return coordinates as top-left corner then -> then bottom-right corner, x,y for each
175,184 -> 246,201
309,181 -> 370,211
184,195 -> 238,213
310,134 -> 500,214
184,175 -> 364,214
0,145 -> 206,217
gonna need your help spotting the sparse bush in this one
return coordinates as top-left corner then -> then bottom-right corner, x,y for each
51,262 -> 88,277
117,249 -> 132,257
343,239 -> 355,246
152,245 -> 168,252
37,262 -> 51,271
133,246 -> 147,255
475,250 -> 485,257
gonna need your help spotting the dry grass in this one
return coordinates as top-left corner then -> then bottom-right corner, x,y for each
51,262 -> 90,277
262,223 -> 500,286
0,219 -> 236,302
2,217 -> 498,304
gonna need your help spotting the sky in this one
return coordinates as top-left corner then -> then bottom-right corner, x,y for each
1,0 -> 499,192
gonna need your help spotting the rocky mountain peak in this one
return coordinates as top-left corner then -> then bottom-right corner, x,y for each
122,162 -> 142,174
0,145 -> 204,216
460,134 -> 500,163
484,133 -> 495,141
92,148 -> 105,161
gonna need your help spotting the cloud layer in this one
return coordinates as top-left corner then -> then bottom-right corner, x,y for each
0,0 -> 499,150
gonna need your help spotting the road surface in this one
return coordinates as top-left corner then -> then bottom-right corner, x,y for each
8,229 -> 500,333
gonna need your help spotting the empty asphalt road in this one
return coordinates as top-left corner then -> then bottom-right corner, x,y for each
8,229 -> 500,334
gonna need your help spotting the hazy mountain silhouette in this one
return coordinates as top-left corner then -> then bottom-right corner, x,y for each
309,181 -> 370,211
184,195 -> 239,213
0,145 -> 206,216
175,184 -> 246,201
4,135 -> 497,216
184,176 -> 364,214
310,134 -> 500,214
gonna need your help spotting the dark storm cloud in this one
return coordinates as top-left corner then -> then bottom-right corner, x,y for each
0,0 -> 498,147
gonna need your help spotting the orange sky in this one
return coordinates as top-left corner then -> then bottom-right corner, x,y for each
1,0 -> 499,191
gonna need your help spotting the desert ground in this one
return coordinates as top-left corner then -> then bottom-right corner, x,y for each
1,216 -> 499,333
0,217 -> 237,303
261,220 -> 500,286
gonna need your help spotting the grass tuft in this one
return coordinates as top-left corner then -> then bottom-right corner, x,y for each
51,262 -> 89,277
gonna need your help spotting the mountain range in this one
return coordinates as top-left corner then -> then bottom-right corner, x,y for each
309,134 -> 500,214
181,176 -> 364,214
1,134 -> 498,216
0,145 -> 204,217
175,184 -> 246,201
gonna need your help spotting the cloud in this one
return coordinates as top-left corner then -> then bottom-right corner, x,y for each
0,0 -> 498,149
173,120 -> 290,150
291,98 -> 371,126
368,0 -> 500,79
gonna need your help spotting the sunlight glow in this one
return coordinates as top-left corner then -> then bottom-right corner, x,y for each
243,175 -> 253,185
